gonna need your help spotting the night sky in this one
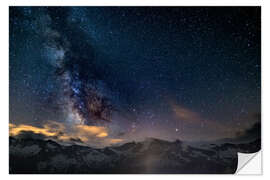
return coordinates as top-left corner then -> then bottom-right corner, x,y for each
9,7 -> 261,147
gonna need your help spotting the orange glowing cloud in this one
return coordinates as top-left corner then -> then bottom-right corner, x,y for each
109,139 -> 123,144
76,125 -> 108,137
96,132 -> 108,138
9,123 -> 59,137
9,122 -> 122,147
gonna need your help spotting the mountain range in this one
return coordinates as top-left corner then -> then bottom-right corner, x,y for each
9,136 -> 260,174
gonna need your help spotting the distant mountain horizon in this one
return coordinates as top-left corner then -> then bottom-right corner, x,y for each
9,135 -> 260,174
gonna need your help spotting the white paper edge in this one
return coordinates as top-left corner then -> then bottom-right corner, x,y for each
236,151 -> 262,175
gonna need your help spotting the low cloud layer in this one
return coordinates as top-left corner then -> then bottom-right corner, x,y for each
9,121 -> 123,147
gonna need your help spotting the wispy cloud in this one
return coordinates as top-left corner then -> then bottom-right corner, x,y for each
172,104 -> 202,123
170,102 -> 242,140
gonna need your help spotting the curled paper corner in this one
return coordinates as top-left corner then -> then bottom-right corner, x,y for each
236,151 -> 262,175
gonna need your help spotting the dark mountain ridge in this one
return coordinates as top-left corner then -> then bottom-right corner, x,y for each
9,136 -> 260,174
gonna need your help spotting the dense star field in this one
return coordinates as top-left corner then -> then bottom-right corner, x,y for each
9,7 -> 260,149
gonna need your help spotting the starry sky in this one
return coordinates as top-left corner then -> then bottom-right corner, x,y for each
9,7 -> 261,146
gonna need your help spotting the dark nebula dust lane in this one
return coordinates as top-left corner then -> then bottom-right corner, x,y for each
9,7 -> 260,147
40,8 -> 116,126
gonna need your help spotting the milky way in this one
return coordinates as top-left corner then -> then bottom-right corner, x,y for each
10,7 -> 260,145
34,7 -> 117,126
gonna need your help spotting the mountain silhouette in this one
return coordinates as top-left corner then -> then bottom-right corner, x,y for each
9,136 -> 260,174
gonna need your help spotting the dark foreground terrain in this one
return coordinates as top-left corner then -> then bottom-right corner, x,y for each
9,137 -> 260,174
